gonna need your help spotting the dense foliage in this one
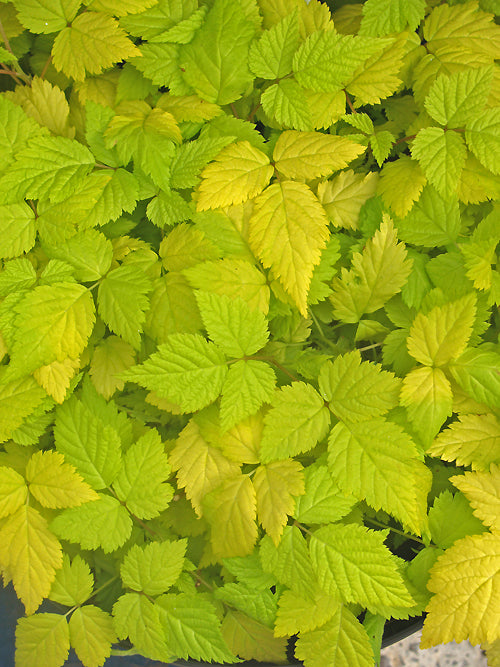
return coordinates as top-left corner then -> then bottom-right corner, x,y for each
0,0 -> 499,665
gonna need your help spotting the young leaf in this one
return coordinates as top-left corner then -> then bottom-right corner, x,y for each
448,348 -> 500,410
411,127 -> 467,198
359,0 -> 425,36
0,202 -> 36,259
293,465 -> 356,525
220,360 -> 276,433
260,78 -> 312,131
120,539 -> 187,596
378,156 -> 427,219
249,10 -> 299,79
452,465 -> 500,535
89,335 -> 136,400
394,185 -> 460,247
69,605 -> 117,667
428,490 -> 486,550
465,107 -> 500,176
221,610 -> 287,663
15,613 -> 70,667
49,554 -> 94,607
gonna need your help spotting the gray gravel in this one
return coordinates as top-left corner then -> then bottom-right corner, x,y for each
381,630 -> 488,666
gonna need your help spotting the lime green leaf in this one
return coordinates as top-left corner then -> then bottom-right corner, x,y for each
378,156 -> 427,218
52,11 -> 141,81
10,76 -> 73,138
369,130 -> 394,167
54,396 -> 122,490
220,360 -> 276,433
146,189 -> 192,228
0,96 -> 42,169
130,42 -> 183,90
274,588 -> 338,637
157,5 -> 208,44
253,459 -> 304,545
330,216 -> 412,323
259,382 -> 331,464
448,348 -> 500,410
157,593 -> 237,663
295,604 -> 374,667
318,350 -> 401,423
25,450 -> 98,509
33,357 -> 80,405
157,93 -> 222,124
221,610 -> 287,664
41,229 -> 113,283
309,523 -> 414,610
0,202 -> 36,259
121,334 -> 228,413
112,429 -> 173,519
317,170 -> 378,230
179,0 -> 254,105
249,181 -> 330,316
120,539 -> 187,596
197,140 -> 273,211
465,107 -> 500,176
0,374 -> 46,444
98,263 -> 152,350
0,505 -> 62,614
425,66 -> 494,129
69,605 -> 117,667
170,135 -> 233,190
395,185 -> 460,247
428,413 -> 500,472
15,613 -> 70,667
421,533 -> 500,647
327,419 -> 430,535
249,10 -> 299,79
12,0 -> 80,34
89,335 -> 136,400
0,257 -> 36,297
113,593 -> 172,662
260,78 -> 312,131
0,466 -> 27,519
217,411 -> 263,465
406,293 -> 476,367
274,130 -> 365,180
51,493 -> 132,553
87,0 -> 158,17
49,554 -> 94,607
428,490 -> 486,550
411,127 -> 467,198
452,464 -> 500,535
215,582 -> 277,629
359,0 -> 425,36
144,273 -> 202,343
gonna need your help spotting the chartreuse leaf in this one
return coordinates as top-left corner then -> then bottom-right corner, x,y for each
328,419 -> 430,536
452,465 -> 500,534
395,185 -> 460,247
220,360 -> 276,433
295,604 -> 374,667
293,465 -> 356,525
428,490 -> 486,550
121,334 -> 228,413
0,373 -> 46,443
214,582 -> 277,629
317,170 -> 378,230
274,588 -> 339,637
309,523 -> 414,611
203,474 -> 258,559
249,10 -> 299,79
49,554 -> 93,606
261,78 -> 312,131
259,382 -> 331,464
378,156 -> 427,218
406,293 -> 476,367
159,222 -> 219,272
222,610 -> 287,664
197,141 -> 273,211
112,429 -> 173,519
465,108 -> 500,176
10,76 -> 74,138
428,413 -> 500,472
69,605 -> 117,667
15,613 -> 70,667
41,229 -> 113,283
33,357 -> 80,405
217,411 -> 263,465
0,202 -> 36,259
12,0 -> 80,34
170,418 -> 239,517
51,493 -> 132,553
179,0 -> 254,105
0,505 -> 62,614
318,350 -> 401,423
421,533 -> 500,647
170,135 -> 233,189
411,128 -> 467,199
120,539 -> 187,596
253,459 -> 304,545
25,450 -> 98,509
249,181 -> 330,316
89,335 -> 136,400
0,96 -> 42,169
331,217 -> 412,323
448,348 -> 500,410
359,0 -> 425,36
157,593 -> 237,663
0,466 -> 27,519
273,131 -> 365,180
52,11 -> 141,81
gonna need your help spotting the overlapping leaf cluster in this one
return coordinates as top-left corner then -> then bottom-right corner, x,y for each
0,0 -> 499,666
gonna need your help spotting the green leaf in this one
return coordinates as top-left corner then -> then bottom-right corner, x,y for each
293,464 -> 356,525
12,0 -> 80,34
179,0 -> 254,105
259,382 -> 331,463
0,257 -> 37,297
170,135 -> 233,189
378,156 -> 427,219
215,583 -> 277,629
0,465 -> 27,519
147,188 -> 192,228
260,78 -> 312,131
0,373 -> 47,444
121,333 -> 228,413
249,10 -> 299,79
15,613 -> 70,667
359,0 -> 425,36
395,185 -> 460,247
0,202 -> 36,259
120,539 -> 187,596
448,348 -> 500,409
411,127 -> 467,198
220,360 -> 276,433
369,130 -> 394,167
428,490 -> 486,550
112,428 -> 173,519
41,229 -> 113,282
51,493 -> 133,553
274,588 -> 339,637
49,554 -> 94,607
0,96 -> 42,170
221,610 -> 287,664
465,107 -> 500,176
318,350 -> 401,423
69,605 -> 117,667
317,170 -> 378,231
89,335 -> 136,400
98,263 -> 152,350
309,523 -> 414,611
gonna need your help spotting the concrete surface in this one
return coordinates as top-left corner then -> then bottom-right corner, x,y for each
381,629 -> 488,666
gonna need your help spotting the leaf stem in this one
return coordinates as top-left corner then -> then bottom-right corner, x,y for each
40,53 -> 52,80
357,342 -> 382,352
344,91 -> 357,114
310,310 -> 338,353
250,355 -> 298,382
364,518 -> 426,545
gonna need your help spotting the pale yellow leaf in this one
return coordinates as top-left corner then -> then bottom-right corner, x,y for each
0,466 -> 27,519
451,464 -> 500,535
33,357 -> 80,404
317,169 -> 378,230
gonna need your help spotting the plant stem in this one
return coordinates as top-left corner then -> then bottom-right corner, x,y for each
344,90 -> 357,114
364,518 -> 426,545
310,310 -> 338,352
357,342 -> 382,352
40,53 -> 52,79
250,355 -> 298,382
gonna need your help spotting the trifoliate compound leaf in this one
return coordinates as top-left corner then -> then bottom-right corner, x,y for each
260,78 -> 312,131
89,335 -> 136,400
293,465 -> 356,525
69,605 -> 117,667
317,170 -> 378,230
120,539 -> 187,596
452,465 -> 500,535
394,185 -> 460,247
52,11 -> 141,81
359,0 -> 425,36
121,334 -> 228,413
0,202 -> 36,259
330,217 -> 412,323
249,181 -> 330,316
327,419 -> 430,536
197,140 -> 273,211
273,130 -> 365,180
203,474 -> 258,559
220,360 -> 276,433
49,554 -> 94,607
421,533 -> 500,647
15,613 -> 70,667
0,466 -> 27,519
406,293 -> 476,367
411,127 -> 467,198
12,0 -> 80,34
309,523 -> 414,610
170,419 -> 239,517
0,374 -> 46,444
51,493 -> 132,553
318,350 -> 401,423
249,10 -> 299,79
221,610 -> 287,664
113,429 -> 173,519
259,382 -> 331,463
253,459 -> 304,545
428,490 -> 487,550
0,505 -> 62,614
428,413 -> 500,472
179,0 -> 254,105
25,450 -> 98,509
378,156 -> 427,219
465,107 -> 500,176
